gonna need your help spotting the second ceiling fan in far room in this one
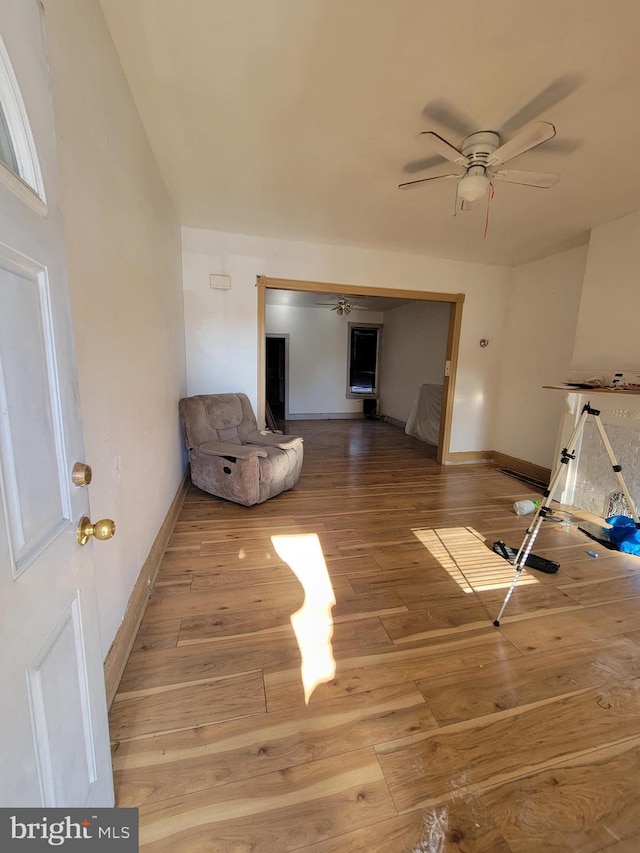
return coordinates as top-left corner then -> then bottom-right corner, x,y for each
315,298 -> 368,316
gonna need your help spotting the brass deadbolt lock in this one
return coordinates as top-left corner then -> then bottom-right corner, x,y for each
77,516 -> 116,546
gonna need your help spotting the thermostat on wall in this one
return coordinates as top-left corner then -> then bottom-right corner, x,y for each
210,274 -> 231,290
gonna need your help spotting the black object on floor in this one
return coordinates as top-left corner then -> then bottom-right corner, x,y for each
492,540 -> 560,574
496,467 -> 547,492
578,521 -> 617,550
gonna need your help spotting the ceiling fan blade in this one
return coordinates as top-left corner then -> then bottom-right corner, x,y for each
419,132 -> 469,166
490,169 -> 561,188
398,173 -> 460,190
488,121 -> 556,166
526,137 -> 583,156
402,154 -> 445,174
422,99 -> 476,138
315,300 -> 367,310
500,73 -> 585,136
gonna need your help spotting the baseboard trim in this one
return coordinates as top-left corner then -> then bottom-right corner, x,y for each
103,468 -> 190,708
286,412 -> 363,420
491,451 -> 551,486
446,450 -> 493,465
381,415 -> 406,430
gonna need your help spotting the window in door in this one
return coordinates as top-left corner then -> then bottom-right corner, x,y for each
0,101 -> 18,174
347,323 -> 382,397
0,31 -> 46,205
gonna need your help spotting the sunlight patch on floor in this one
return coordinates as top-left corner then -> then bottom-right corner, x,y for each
271,533 -> 336,704
412,526 -> 539,592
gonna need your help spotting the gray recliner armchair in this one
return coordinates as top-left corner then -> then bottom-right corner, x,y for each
179,393 -> 304,506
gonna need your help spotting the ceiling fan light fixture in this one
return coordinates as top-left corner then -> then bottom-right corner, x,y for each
457,171 -> 490,203
316,297 -> 368,315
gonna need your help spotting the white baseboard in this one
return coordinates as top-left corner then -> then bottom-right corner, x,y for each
286,412 -> 364,420
381,415 -> 406,429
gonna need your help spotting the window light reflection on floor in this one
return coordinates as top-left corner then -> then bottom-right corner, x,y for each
412,527 -> 539,592
271,533 -> 336,704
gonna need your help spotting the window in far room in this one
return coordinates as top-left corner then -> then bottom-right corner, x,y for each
346,323 -> 382,397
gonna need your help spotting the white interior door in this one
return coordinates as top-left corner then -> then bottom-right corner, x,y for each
0,0 -> 113,806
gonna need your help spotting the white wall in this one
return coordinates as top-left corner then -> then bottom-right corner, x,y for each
495,245 -> 587,468
182,227 -> 512,454
45,0 -> 187,656
572,210 -> 640,373
379,300 -> 449,423
266,304 -> 383,416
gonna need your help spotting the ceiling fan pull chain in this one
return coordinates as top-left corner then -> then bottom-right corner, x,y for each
483,182 -> 495,239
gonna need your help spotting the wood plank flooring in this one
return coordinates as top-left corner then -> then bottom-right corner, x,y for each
110,419 -> 640,852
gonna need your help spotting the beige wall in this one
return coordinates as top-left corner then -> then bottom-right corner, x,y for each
495,245 -> 588,469
496,210 -> 640,471
182,226 -> 512,454
572,210 -> 640,374
44,0 -> 186,656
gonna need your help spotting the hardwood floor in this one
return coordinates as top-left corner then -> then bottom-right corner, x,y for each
110,419 -> 640,852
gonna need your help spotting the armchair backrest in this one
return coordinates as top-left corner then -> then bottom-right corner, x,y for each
179,393 -> 258,449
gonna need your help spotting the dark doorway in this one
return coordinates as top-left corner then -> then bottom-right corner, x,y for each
266,335 -> 287,425
348,324 -> 381,395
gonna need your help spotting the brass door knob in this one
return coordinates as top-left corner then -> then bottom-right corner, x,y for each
72,462 -> 93,486
77,516 -> 116,546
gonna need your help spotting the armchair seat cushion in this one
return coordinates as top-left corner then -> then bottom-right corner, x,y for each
180,393 -> 303,506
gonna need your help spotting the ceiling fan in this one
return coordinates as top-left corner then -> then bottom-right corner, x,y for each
315,298 -> 368,316
398,121 -> 561,203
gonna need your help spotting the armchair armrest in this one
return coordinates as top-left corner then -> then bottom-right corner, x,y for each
246,430 -> 303,450
198,440 -> 267,459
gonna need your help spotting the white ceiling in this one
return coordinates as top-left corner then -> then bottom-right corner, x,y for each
265,289 -> 413,311
99,0 -> 640,266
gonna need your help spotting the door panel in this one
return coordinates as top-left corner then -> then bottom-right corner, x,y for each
28,594 -> 98,807
0,249 -> 69,574
0,0 -> 113,806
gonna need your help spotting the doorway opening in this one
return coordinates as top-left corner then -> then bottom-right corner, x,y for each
266,334 -> 288,428
257,277 -> 464,465
347,323 -> 382,397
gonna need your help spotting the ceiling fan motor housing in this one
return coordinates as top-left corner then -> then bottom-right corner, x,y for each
461,131 -> 500,176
